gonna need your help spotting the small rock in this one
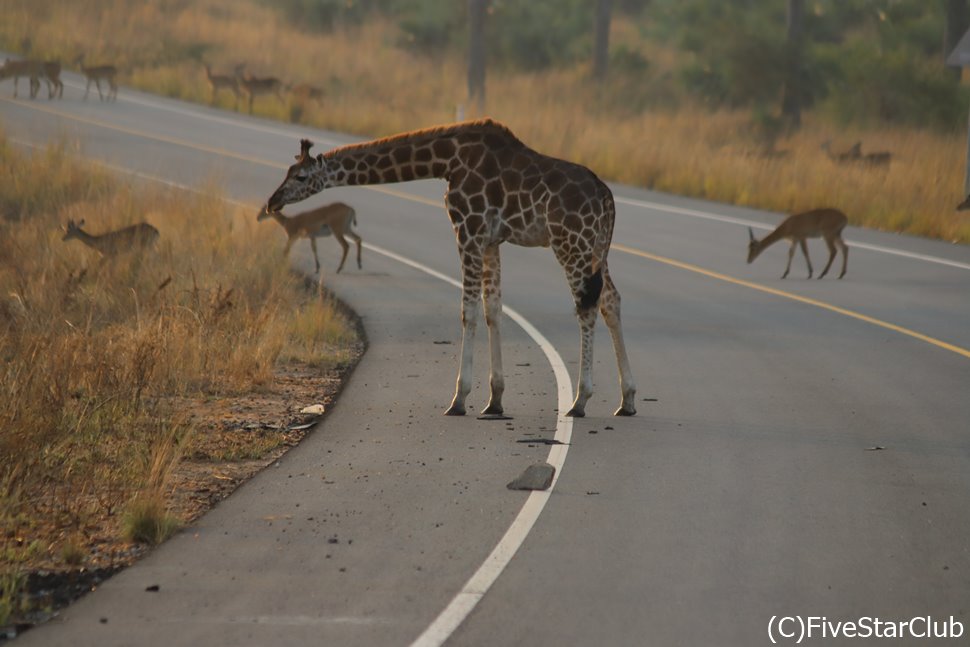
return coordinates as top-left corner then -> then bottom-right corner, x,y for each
507,462 -> 556,491
145,584 -> 160,592
300,404 -> 326,415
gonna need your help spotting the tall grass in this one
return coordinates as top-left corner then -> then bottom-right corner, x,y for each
1,1 -> 968,243
0,134 -> 355,625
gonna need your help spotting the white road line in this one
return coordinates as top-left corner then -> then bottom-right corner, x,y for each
615,196 -> 970,271
351,243 -> 575,647
55,74 -> 345,148
10,135 -> 575,646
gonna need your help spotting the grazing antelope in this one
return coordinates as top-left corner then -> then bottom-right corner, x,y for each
288,83 -> 324,104
257,202 -> 362,274
40,61 -> 63,99
235,64 -> 284,114
0,58 -> 45,98
62,219 -> 159,257
822,140 -> 891,168
821,140 -> 861,162
74,54 -> 118,101
203,63 -> 240,108
747,208 -> 849,279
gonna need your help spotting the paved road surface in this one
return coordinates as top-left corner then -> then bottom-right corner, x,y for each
2,69 -> 969,646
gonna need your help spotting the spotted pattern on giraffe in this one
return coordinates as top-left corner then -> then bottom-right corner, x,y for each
263,119 -> 637,417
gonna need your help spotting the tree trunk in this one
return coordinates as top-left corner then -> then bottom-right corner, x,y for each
593,0 -> 613,81
945,0 -> 969,80
468,0 -> 487,114
781,0 -> 804,127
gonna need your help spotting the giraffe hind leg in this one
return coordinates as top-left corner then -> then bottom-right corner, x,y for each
600,269 -> 636,416
563,266 -> 604,418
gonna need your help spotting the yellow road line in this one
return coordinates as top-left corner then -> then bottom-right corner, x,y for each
612,243 -> 970,360
2,97 -> 442,207
7,97 -> 969,361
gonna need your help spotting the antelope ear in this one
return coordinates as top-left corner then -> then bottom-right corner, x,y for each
748,227 -> 755,242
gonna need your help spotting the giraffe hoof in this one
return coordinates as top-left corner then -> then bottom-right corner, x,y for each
565,407 -> 585,418
480,403 -> 504,417
613,406 -> 636,417
444,404 -> 466,416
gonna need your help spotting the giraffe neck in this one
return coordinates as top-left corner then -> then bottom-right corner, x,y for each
321,131 -> 454,187
317,120 -> 521,189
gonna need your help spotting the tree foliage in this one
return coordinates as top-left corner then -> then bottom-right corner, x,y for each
272,0 -> 969,130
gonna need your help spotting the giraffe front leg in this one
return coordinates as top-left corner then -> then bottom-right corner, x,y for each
480,245 -> 505,417
566,307 -> 597,418
445,259 -> 483,416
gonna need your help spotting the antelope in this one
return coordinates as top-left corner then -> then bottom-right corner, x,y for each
235,64 -> 284,114
288,83 -> 324,104
62,219 -> 159,257
74,54 -> 118,101
0,58 -> 43,99
257,202 -> 362,274
203,63 -> 240,108
821,140 -> 861,162
747,208 -> 849,279
40,60 -> 63,99
822,140 -> 891,168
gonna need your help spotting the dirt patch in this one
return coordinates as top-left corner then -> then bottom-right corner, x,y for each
2,293 -> 366,639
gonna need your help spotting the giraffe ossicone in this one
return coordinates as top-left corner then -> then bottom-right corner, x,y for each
263,120 -> 637,417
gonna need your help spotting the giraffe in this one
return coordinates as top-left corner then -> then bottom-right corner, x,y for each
262,119 -> 636,418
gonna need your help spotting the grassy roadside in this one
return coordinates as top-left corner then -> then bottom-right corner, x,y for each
0,134 -> 361,629
2,0 -> 968,244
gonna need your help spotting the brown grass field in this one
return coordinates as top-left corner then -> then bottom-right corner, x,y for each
0,135 -> 360,626
1,0 -> 968,243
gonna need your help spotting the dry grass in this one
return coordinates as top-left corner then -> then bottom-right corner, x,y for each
0,134 -> 356,626
2,1 -> 968,242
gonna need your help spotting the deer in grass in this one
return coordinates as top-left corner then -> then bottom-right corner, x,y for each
257,202 -> 362,274
203,63 -> 240,108
62,219 -> 159,257
74,54 -> 118,101
822,140 -> 891,168
288,83 -> 324,104
234,64 -> 284,114
0,59 -> 62,99
747,208 -> 849,279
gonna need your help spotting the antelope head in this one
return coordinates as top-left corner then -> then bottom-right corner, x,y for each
62,218 -> 86,241
746,227 -> 763,263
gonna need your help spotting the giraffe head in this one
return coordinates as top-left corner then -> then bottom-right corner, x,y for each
263,139 -> 336,214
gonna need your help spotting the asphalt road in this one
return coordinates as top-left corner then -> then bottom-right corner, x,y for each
3,68 -> 970,646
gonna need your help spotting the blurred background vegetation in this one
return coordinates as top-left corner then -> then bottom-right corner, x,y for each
1,0 -> 969,242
